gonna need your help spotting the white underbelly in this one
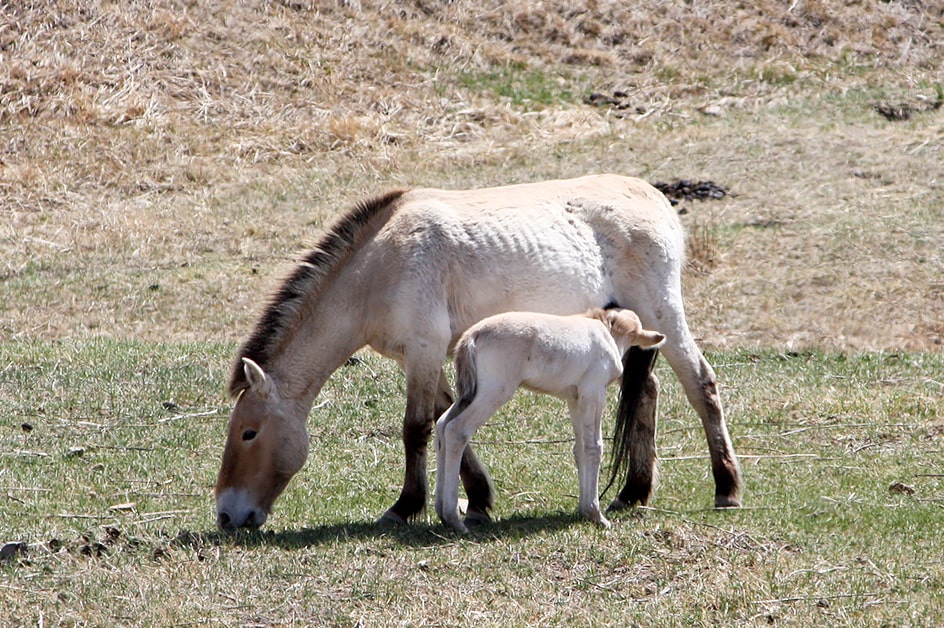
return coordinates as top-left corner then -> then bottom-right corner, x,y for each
446,217 -> 612,335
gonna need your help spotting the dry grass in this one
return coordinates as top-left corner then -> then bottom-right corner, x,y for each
3,0 -> 942,349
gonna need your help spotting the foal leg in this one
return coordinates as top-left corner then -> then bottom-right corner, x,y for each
567,395 -> 609,528
434,372 -> 495,522
436,406 -> 468,533
383,356 -> 497,525
436,387 -> 513,533
436,374 -> 495,523
434,404 -> 456,525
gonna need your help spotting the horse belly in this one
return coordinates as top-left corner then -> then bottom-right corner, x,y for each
447,220 -> 611,333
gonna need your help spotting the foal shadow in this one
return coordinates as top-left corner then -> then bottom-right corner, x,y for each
172,511 -> 589,552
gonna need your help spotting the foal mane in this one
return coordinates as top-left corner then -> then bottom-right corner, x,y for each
229,188 -> 407,396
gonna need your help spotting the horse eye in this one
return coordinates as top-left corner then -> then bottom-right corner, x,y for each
242,429 -> 258,442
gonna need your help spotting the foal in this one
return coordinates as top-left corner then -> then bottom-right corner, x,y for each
435,308 -> 665,533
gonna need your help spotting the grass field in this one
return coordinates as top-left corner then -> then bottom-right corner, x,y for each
2,1 -> 943,626
3,343 -> 943,625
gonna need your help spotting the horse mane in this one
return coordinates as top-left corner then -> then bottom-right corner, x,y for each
228,188 -> 407,396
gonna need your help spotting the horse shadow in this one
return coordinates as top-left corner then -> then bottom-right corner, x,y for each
172,510 -> 613,552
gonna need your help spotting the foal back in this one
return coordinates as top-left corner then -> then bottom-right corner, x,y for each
459,311 -> 625,400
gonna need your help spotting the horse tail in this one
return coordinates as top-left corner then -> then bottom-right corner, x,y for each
602,345 -> 659,499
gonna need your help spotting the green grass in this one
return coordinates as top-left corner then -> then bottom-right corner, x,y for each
2,341 -> 942,625
454,63 -> 580,108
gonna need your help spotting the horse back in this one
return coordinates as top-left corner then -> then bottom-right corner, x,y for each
377,175 -> 679,330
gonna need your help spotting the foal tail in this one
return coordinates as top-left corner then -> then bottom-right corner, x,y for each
602,345 -> 660,500
445,336 -> 478,421
446,336 -> 497,515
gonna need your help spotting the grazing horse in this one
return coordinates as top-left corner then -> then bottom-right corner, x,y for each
435,308 -> 666,533
214,174 -> 742,530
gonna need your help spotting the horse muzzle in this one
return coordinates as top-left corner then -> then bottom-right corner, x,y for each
216,488 -> 269,530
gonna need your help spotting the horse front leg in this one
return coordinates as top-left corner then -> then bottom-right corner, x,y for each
381,366 -> 440,524
382,365 -> 496,524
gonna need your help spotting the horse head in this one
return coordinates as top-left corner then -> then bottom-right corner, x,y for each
215,358 -> 310,530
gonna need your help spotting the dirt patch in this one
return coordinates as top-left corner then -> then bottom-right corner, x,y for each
653,180 -> 728,206
874,95 -> 943,121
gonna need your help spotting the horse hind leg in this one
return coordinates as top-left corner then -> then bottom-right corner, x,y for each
616,264 -> 742,508
660,322 -> 743,507
609,365 -> 660,511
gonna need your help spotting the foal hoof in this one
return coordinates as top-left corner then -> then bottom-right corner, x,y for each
580,506 -> 611,529
587,512 -> 611,529
442,518 -> 469,535
714,495 -> 741,509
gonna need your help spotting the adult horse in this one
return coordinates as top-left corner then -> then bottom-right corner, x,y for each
214,174 -> 742,529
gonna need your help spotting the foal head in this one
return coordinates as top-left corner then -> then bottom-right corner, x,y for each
596,308 -> 666,351
215,358 -> 310,530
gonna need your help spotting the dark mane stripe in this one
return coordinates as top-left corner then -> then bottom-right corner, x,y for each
228,188 -> 407,396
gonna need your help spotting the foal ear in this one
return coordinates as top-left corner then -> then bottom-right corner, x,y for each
635,329 -> 666,349
242,357 -> 277,399
606,308 -> 642,335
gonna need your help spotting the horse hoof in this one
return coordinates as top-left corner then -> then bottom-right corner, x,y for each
606,497 -> 628,512
378,509 -> 408,525
714,495 -> 741,509
464,508 -> 492,526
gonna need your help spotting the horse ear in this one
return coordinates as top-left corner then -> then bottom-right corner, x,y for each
242,357 -> 277,399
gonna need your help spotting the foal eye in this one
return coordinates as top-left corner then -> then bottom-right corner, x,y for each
242,429 -> 258,442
